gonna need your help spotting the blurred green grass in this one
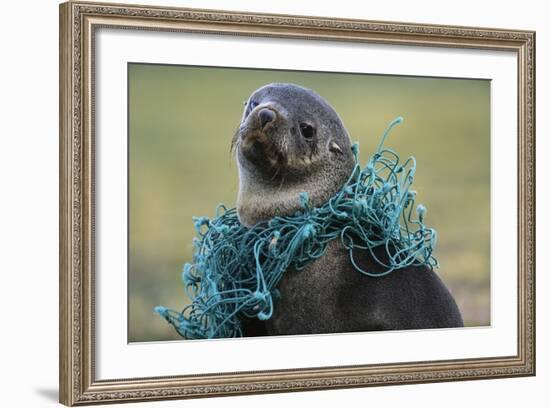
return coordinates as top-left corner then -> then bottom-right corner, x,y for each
128,64 -> 490,342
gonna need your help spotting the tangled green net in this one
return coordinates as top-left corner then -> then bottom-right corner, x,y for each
155,117 -> 437,339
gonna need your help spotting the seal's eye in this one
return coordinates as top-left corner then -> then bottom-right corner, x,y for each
245,100 -> 259,118
299,123 -> 315,140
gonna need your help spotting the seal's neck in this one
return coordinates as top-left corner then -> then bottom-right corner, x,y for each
236,164 -> 351,227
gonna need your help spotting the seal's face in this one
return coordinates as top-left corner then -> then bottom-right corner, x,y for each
233,83 -> 356,226
233,83 -> 352,181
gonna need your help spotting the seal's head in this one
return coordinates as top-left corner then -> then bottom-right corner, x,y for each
232,83 -> 355,226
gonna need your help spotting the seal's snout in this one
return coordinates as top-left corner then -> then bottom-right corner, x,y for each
258,107 -> 276,129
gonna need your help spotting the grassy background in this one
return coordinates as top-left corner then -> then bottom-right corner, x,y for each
128,63 -> 490,342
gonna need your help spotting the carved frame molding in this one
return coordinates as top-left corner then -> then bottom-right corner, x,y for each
59,1 -> 535,405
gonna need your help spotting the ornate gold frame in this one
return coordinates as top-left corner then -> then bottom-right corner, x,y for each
59,1 -> 536,405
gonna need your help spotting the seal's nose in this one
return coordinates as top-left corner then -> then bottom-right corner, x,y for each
258,108 -> 276,129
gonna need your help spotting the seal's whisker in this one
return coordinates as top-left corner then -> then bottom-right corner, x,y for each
283,133 -> 289,156
276,175 -> 286,193
230,126 -> 241,153
269,166 -> 281,182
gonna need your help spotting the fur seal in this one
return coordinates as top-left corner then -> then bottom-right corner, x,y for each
232,82 -> 463,336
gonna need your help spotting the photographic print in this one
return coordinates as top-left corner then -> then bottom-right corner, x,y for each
60,3 -> 535,404
128,64 -> 490,342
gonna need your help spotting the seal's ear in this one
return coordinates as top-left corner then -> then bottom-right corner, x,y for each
329,140 -> 343,154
